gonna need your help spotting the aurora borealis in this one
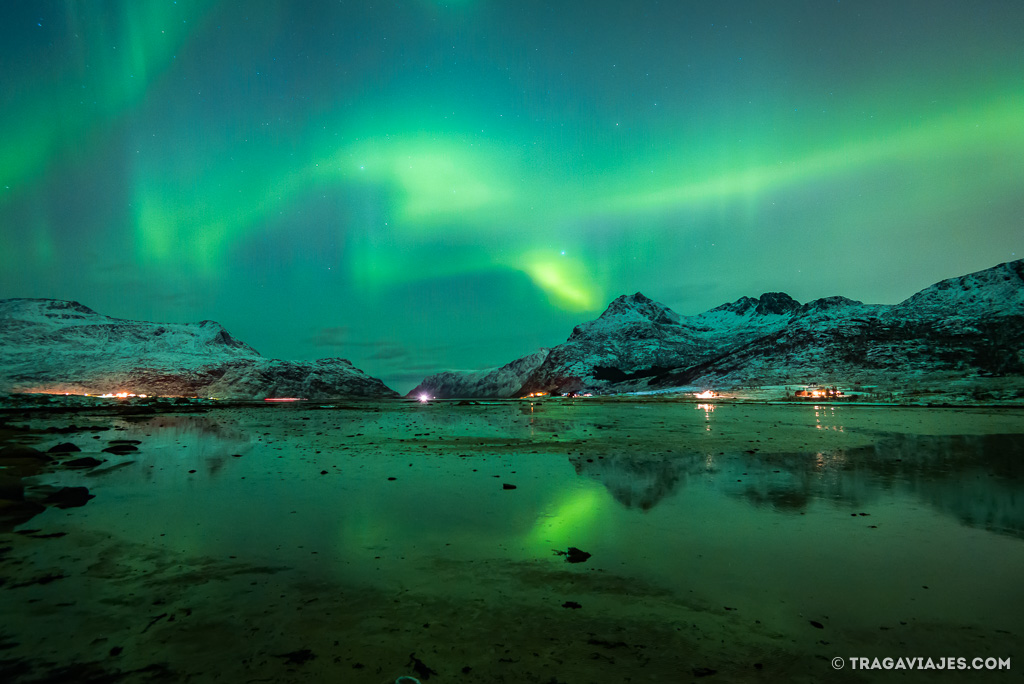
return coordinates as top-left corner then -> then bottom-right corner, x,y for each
2,1 -> 1022,391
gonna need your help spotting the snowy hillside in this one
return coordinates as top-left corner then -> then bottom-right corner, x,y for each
892,259 -> 1024,318
408,349 -> 550,399
0,299 -> 397,399
411,259 -> 1024,398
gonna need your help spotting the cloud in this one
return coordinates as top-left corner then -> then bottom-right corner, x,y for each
307,326 -> 416,362
364,344 -> 410,361
307,326 -> 351,347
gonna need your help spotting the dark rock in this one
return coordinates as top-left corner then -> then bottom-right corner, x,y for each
275,649 -> 317,666
102,444 -> 138,454
63,457 -> 103,469
586,638 -> 629,648
0,477 -> 26,500
554,546 -> 592,563
562,601 -> 582,609
42,486 -> 95,509
692,667 -> 717,677
502,483 -> 517,490
408,652 -> 438,680
47,442 -> 80,453
809,620 -> 824,629
0,447 -> 54,478
10,573 -> 67,588
566,546 -> 591,563
0,498 -> 46,531
0,446 -> 51,461
43,425 -> 110,434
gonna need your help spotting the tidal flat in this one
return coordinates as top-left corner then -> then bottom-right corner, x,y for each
2,399 -> 1023,683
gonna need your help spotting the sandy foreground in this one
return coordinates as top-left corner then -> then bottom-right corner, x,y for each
2,399 -> 1023,683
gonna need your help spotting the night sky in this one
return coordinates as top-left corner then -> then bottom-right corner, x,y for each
2,1 -> 1022,392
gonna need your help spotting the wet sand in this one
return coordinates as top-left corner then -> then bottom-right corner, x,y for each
2,400 -> 1023,682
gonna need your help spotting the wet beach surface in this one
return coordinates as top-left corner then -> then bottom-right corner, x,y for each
2,399 -> 1023,683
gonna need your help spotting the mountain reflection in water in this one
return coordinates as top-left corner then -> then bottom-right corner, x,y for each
570,433 -> 1024,538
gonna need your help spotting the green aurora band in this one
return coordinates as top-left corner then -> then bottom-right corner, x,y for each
1,1 -> 1022,389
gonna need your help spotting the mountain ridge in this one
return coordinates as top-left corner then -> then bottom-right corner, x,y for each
412,259 -> 1024,398
0,298 -> 398,399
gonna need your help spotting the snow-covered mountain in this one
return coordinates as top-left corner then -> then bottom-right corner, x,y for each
412,259 -> 1024,398
0,299 -> 398,399
408,348 -> 550,399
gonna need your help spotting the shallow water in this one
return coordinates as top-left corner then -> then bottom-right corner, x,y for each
3,401 -> 1023,682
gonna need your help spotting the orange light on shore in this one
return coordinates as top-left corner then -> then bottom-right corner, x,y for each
694,390 -> 716,399
100,392 -> 148,399
264,397 -> 305,402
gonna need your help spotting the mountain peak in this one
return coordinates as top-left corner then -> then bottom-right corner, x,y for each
896,258 -> 1024,316
0,298 -> 100,320
0,300 -> 397,398
599,292 -> 681,325
710,296 -> 759,315
606,292 -> 654,308
799,295 -> 863,315
754,292 -> 800,316
708,293 -> 800,317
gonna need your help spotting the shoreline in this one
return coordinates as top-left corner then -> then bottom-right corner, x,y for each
3,392 -> 1024,414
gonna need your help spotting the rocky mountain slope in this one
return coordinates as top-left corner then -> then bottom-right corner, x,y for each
412,259 -> 1024,398
408,348 -> 550,399
0,299 -> 398,399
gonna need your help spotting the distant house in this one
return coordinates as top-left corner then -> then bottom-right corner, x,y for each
794,385 -> 844,399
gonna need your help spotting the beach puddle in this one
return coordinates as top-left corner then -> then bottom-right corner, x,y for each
2,401 -> 1022,682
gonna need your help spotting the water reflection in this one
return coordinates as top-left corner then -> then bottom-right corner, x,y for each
569,451 -> 698,510
813,404 -> 844,431
568,432 -> 1024,539
697,403 -> 714,432
110,414 -> 253,479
